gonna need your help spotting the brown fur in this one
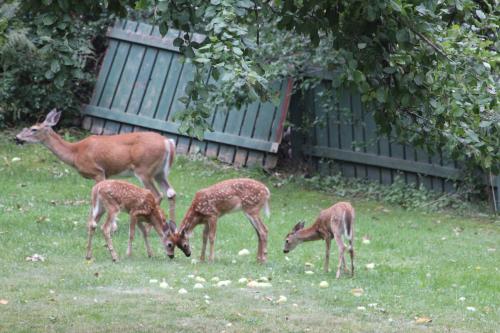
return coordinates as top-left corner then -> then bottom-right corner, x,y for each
284,202 -> 355,278
163,178 -> 270,263
86,180 -> 167,261
15,110 -> 177,221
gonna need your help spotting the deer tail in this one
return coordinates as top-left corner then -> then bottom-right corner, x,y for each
343,208 -> 353,241
263,186 -> 271,218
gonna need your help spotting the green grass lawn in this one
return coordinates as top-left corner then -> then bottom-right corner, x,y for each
0,131 -> 499,332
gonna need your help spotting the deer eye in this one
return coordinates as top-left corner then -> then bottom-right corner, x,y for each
286,239 -> 289,243
167,243 -> 173,248
31,128 -> 38,132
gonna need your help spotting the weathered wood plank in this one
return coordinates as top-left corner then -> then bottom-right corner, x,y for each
82,106 -> 280,153
415,148 -> 432,189
312,84 -> 330,175
339,90 -> 355,178
100,21 -> 139,135
304,145 -> 462,180
404,145 -> 418,186
89,20 -> 125,134
117,22 -> 154,133
246,150 -> 264,167
351,91 -> 367,178
360,103 -> 380,182
270,79 -> 293,144
206,107 -> 227,158
107,26 -> 205,54
154,43 -> 183,121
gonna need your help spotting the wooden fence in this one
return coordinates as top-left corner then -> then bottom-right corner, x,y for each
81,20 -> 293,168
289,81 -> 500,209
80,20 -> 499,210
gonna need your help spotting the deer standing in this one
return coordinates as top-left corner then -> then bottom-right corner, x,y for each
15,109 -> 177,222
163,178 -> 270,263
86,180 -> 169,261
283,202 -> 355,278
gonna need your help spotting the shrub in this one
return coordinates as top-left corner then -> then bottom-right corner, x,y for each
0,2 -> 111,126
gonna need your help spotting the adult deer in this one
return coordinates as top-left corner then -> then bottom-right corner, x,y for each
15,109 -> 177,221
283,202 -> 355,278
163,178 -> 270,263
86,180 -> 168,261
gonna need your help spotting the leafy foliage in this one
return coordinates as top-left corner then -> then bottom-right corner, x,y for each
273,172 -> 486,213
7,0 -> 500,174
0,1 -> 111,126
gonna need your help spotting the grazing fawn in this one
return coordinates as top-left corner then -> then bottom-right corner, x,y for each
86,180 -> 168,262
15,109 -> 177,221
163,178 -> 270,263
283,202 -> 355,278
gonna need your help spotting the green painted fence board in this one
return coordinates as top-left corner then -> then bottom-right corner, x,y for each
82,106 -> 280,153
305,146 -> 462,180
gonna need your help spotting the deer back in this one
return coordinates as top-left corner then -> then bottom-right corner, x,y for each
190,178 -> 269,216
74,132 -> 169,176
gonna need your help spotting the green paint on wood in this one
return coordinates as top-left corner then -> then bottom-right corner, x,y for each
82,106 -> 279,152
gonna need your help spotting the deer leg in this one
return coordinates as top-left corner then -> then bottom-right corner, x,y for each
334,232 -> 346,279
137,222 -> 153,258
136,173 -> 162,200
349,238 -> 355,277
200,223 -> 209,262
245,212 -> 268,263
86,203 -> 104,260
155,175 -> 176,224
102,209 -> 119,262
207,217 -> 217,262
324,236 -> 331,273
127,215 -> 137,257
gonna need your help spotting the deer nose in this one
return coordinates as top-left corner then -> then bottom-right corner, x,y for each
283,249 -> 289,253
168,254 -> 174,259
14,136 -> 24,145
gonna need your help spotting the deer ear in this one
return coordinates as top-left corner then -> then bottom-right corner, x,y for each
43,109 -> 62,127
293,221 -> 305,232
168,220 -> 177,233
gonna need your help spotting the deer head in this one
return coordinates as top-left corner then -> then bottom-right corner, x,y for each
283,221 -> 305,253
162,221 -> 191,258
15,109 -> 62,144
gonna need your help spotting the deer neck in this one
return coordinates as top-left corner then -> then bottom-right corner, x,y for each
43,129 -> 76,167
296,226 -> 322,242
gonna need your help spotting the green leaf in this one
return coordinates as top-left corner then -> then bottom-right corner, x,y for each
389,0 -> 402,12
184,46 -> 195,58
475,10 -> 486,20
44,70 -> 54,80
357,43 -> 367,49
414,74 -> 424,86
236,0 -> 254,9
50,60 -> 60,73
211,68 -> 220,80
396,29 -> 409,43
178,96 -> 190,104
173,37 -> 183,47
376,87 -> 386,103
159,22 -> 168,36
353,70 -> 365,83
42,14 -> 57,26
134,0 -> 149,10
479,121 -> 491,128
